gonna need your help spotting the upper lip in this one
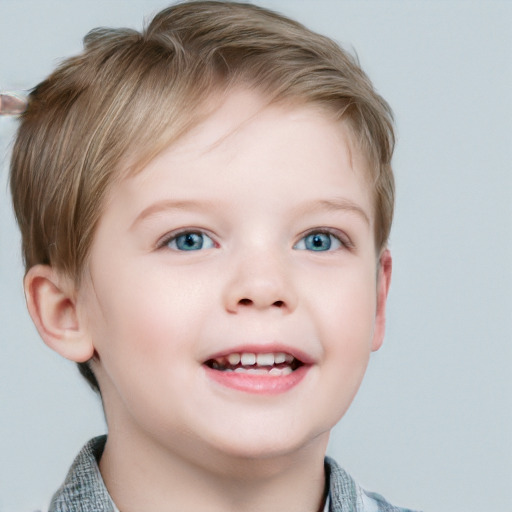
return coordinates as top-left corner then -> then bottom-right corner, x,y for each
203,343 -> 316,365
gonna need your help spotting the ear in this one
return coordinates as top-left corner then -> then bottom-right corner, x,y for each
371,249 -> 392,352
24,265 -> 94,362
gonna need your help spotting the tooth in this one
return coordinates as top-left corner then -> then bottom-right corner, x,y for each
274,352 -> 286,364
282,366 -> 293,375
240,353 -> 256,365
269,367 -> 283,376
227,353 -> 241,365
256,353 -> 274,366
234,367 -> 246,373
285,354 -> 294,364
247,368 -> 268,375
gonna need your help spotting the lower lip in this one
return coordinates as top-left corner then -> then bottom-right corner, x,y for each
203,365 -> 310,395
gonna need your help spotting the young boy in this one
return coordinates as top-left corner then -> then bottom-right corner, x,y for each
10,2 -> 418,511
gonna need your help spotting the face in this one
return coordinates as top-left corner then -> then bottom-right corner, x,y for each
79,90 -> 390,466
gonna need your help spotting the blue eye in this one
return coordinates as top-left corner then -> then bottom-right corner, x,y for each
166,232 -> 215,251
294,232 -> 342,251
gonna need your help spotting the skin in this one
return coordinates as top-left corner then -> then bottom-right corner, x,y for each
0,93 -> 27,115
25,89 -> 391,512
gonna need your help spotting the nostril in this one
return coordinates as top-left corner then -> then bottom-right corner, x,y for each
234,298 -> 287,309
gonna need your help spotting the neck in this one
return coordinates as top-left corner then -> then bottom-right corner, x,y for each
100,425 -> 329,512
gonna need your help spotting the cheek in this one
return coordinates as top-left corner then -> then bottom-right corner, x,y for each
308,265 -> 377,403
312,264 -> 377,343
85,285 -> 197,426
83,265 -> 212,392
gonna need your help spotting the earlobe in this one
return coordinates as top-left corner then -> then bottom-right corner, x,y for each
371,249 -> 392,352
24,265 -> 94,363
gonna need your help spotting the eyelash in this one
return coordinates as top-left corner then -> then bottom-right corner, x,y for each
157,230 -> 217,251
293,228 -> 353,252
158,227 -> 352,253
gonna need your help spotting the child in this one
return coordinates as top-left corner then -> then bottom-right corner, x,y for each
10,1 -> 418,511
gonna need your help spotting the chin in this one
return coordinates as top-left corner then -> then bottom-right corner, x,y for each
202,423 -> 328,464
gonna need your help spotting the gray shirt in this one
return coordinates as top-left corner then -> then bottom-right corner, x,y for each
48,436 -> 419,512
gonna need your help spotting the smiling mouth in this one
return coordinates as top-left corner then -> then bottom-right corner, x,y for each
204,352 -> 304,376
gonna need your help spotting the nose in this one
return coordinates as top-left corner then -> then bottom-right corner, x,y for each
222,250 -> 298,314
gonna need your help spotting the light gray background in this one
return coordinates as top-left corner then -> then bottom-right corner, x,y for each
1,1 -> 511,511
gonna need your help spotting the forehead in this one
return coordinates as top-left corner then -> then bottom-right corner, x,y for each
134,90 -> 369,186
108,89 -> 374,228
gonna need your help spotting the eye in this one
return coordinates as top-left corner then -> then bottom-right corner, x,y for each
294,231 -> 343,252
165,231 -> 215,251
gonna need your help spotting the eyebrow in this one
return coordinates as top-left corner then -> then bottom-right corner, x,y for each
130,199 -> 216,230
302,198 -> 371,225
131,197 -> 370,230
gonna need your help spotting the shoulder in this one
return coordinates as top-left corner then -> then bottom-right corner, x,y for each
48,435 -> 114,512
325,456 -> 422,512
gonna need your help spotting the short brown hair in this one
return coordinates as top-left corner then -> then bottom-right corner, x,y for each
10,1 -> 395,393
